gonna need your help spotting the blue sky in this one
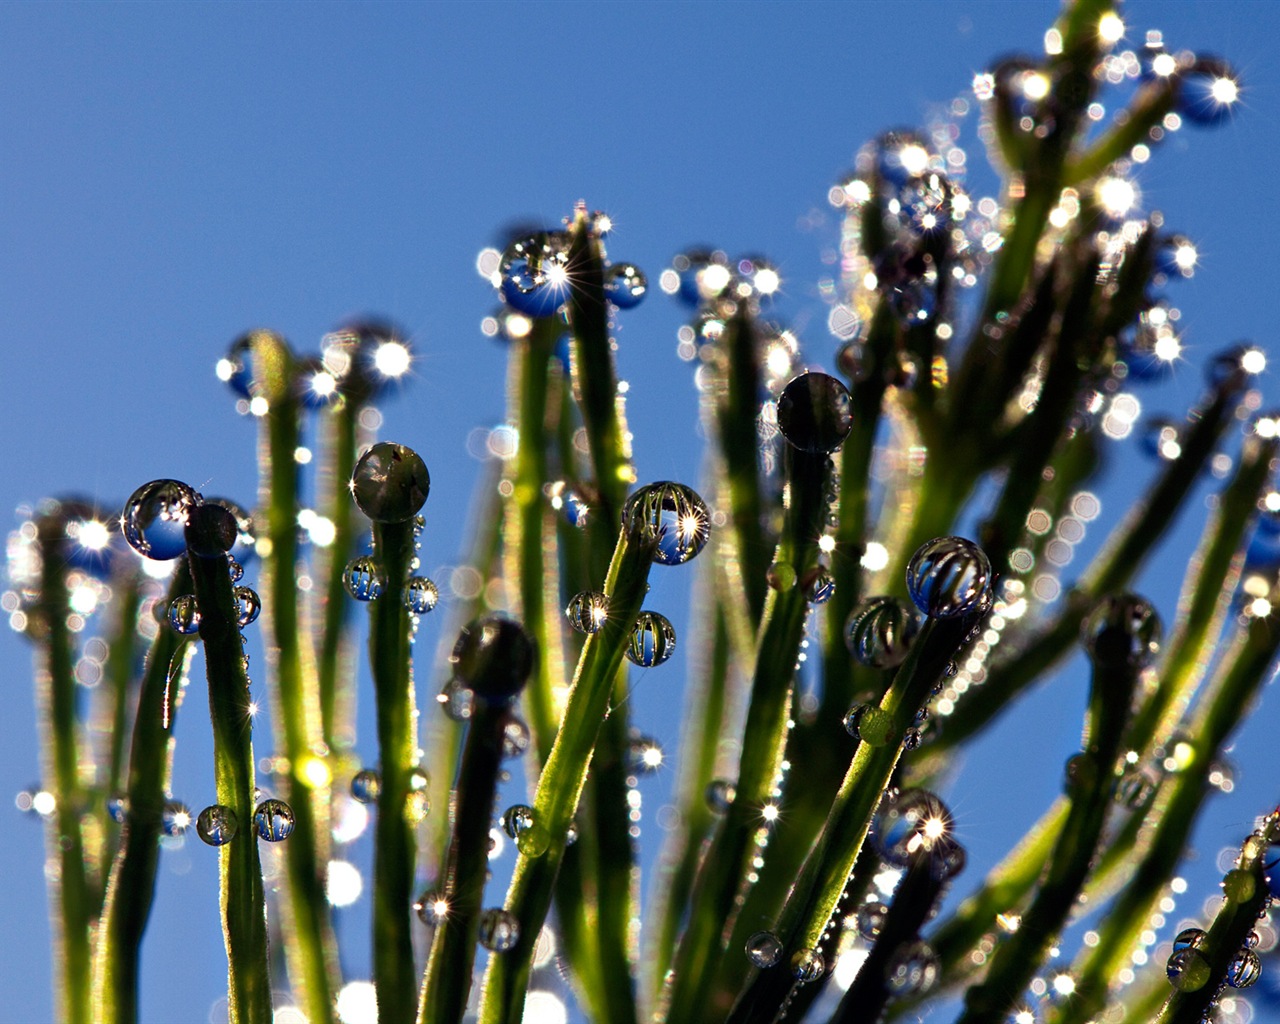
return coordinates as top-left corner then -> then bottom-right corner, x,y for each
3,2 -> 1279,1021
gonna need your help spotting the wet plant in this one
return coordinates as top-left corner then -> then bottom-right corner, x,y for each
10,2 -> 1280,1023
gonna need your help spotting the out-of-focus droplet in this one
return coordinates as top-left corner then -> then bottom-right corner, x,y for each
1175,58 -> 1240,127
776,372 -> 854,454
1116,765 -> 1158,809
877,790 -> 954,868
745,931 -> 783,968
478,908 -> 521,952
623,482 -> 710,565
605,263 -> 647,309
254,799 -> 295,842
122,480 -> 199,561
217,336 -> 253,398
345,557 -> 385,602
906,537 -> 991,618
1082,594 -> 1161,668
626,611 -> 676,667
402,577 -> 439,614
234,586 -> 261,627
856,901 -> 889,939
415,892 -> 448,927
501,715 -> 531,759
628,735 -> 664,774
565,591 -> 609,634
196,804 -> 238,846
1166,946 -> 1210,991
106,795 -> 128,824
790,948 -> 825,984
440,678 -> 474,721
705,779 -> 735,813
168,595 -> 201,635
351,442 -> 430,523
887,941 -> 940,994
351,769 -> 381,804
186,503 -> 238,558
162,801 -> 191,837
846,597 -> 920,668
205,498 -> 257,565
450,615 -> 536,703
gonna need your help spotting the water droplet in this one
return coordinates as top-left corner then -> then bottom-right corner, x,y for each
1116,765 -> 1158,809
1064,752 -> 1098,792
502,804 -> 536,840
106,795 -> 129,824
1226,948 -> 1262,989
168,595 -> 201,635
501,715 -> 531,759
478,908 -> 521,952
351,442 -> 430,523
406,768 -> 430,823
790,948 -> 825,983
440,678 -> 474,721
351,769 -> 381,804
745,931 -> 783,968
162,801 -> 191,837
344,557 -> 385,601
565,591 -> 609,634
906,537 -> 992,618
1166,946 -> 1210,991
415,892 -> 448,926
877,790 -> 955,869
186,503 -> 238,558
402,577 -> 439,614
705,779 -> 735,813
228,559 -> 244,583
565,819 -> 579,846
1082,594 -> 1161,668
626,611 -> 676,667
218,336 -> 253,398
500,233 -> 572,318
204,498 -> 256,564
605,263 -> 647,309
1223,867 -> 1255,903
1174,57 -> 1240,128
902,727 -> 923,752
451,615 -> 536,703
846,597 -> 920,668
623,482 -> 710,565
122,480 -> 199,560
254,799 -> 295,842
196,805 -> 239,846
1173,927 -> 1207,953
627,735 -> 664,774
233,587 -> 261,627
321,320 -> 413,399
843,703 -> 893,746
804,567 -> 835,604
776,372 -> 854,454
856,901 -> 889,939
887,941 -> 940,994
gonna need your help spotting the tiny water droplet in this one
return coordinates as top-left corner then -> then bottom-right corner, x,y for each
254,799 -> 295,842
218,336 -> 253,398
106,795 -> 129,824
705,779 -> 735,814
501,715 -> 531,759
626,611 -> 676,667
122,480 -> 199,561
478,908 -> 521,952
351,769 -> 381,804
1166,946 -> 1210,991
565,819 -> 579,846
906,537 -> 991,618
776,372 -> 854,454
790,948 -> 825,983
887,941 -> 939,994
1082,594 -> 1161,668
344,557 -> 385,601
351,442 -> 430,523
902,727 -> 923,752
415,892 -> 448,926
228,559 -> 244,583
450,615 -> 536,703
605,263 -> 647,309
565,591 -> 609,634
804,566 -> 835,604
402,577 -> 439,614
168,595 -> 201,635
623,482 -> 710,565
196,805 -> 239,846
234,587 -> 261,627
846,597 -> 919,668
162,801 -> 191,837
1226,948 -> 1262,989
745,931 -> 783,968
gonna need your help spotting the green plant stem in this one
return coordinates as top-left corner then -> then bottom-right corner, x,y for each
478,517 -> 656,1024
369,517 -> 420,1021
251,332 -> 338,1023
419,697 -> 508,1024
187,527 -> 272,1024
32,513 -> 93,1024
101,571 -> 142,842
92,567 -> 190,1024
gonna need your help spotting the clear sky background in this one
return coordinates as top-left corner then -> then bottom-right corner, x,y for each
3,2 -> 1279,1021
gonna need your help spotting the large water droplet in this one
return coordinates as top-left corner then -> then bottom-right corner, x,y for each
623,483 -> 710,565
626,611 -> 676,667
204,498 -> 256,564
402,577 -> 439,614
499,233 -> 572,318
906,537 -> 991,618
162,801 -> 191,837
254,799 -> 295,842
122,480 -> 199,560
439,678 -> 474,721
450,615 -> 536,703
196,804 -> 238,846
790,949 -> 825,983
344,557 -> 385,601
1082,594 -> 1161,668
351,769 -> 381,804
168,595 -> 201,635
1227,948 -> 1262,988
1166,946 -> 1210,991
234,587 -> 261,627
776,372 -> 854,454
186,504 -> 238,558
605,263 -> 647,309
877,790 -> 955,868
744,931 -> 783,968
351,442 -> 430,523
846,597 -> 920,667
843,703 -> 894,746
565,591 -> 609,634
478,908 -> 521,952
